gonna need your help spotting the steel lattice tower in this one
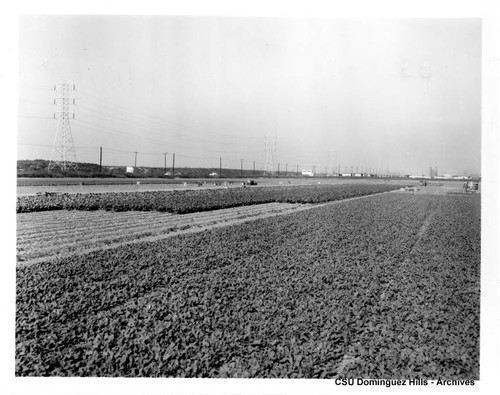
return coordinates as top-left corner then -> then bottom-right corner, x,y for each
264,135 -> 277,176
48,80 -> 78,172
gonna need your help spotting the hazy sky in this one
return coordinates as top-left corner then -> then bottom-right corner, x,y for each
18,16 -> 481,175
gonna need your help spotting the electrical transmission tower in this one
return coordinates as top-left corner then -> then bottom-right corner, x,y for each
264,134 -> 277,176
48,80 -> 78,172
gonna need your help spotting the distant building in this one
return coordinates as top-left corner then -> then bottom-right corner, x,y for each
126,166 -> 134,173
302,170 -> 314,177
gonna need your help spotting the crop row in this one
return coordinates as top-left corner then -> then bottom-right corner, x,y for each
16,193 -> 480,378
16,184 -> 400,213
16,203 -> 303,263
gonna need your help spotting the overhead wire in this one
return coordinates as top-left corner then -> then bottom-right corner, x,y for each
73,111 -> 262,159
75,103 -> 253,148
18,86 -> 266,158
77,89 -> 263,142
76,101 -> 263,149
72,118 -> 172,148
18,86 -> 278,167
18,115 -> 54,120
18,83 -> 54,91
18,141 -> 264,165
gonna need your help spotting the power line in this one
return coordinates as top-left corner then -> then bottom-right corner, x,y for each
18,84 -> 54,91
20,86 -> 313,169
73,118 -> 261,158
18,86 -> 266,159
18,115 -> 53,120
18,142 -> 267,168
72,119 -> 171,148
18,143 -> 53,148
77,89 -> 263,142
76,103 -> 263,149
18,99 -> 54,105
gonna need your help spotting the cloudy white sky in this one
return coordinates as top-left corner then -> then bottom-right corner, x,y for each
18,16 -> 481,175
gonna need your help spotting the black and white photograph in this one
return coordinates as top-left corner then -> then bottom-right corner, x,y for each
2,1 -> 499,394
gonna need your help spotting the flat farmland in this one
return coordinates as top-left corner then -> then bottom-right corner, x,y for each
17,177 -> 415,196
15,186 -> 480,378
17,184 -> 400,264
17,202 -> 312,265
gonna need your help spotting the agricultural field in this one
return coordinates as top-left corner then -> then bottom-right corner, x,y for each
16,183 -> 400,213
17,184 -> 399,264
17,202 -> 311,264
17,176 -> 410,187
17,177 -> 414,196
15,184 -> 480,378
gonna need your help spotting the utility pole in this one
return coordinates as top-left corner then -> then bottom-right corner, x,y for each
277,163 -> 280,177
163,153 -> 167,173
99,146 -> 102,173
219,157 -> 222,178
134,152 -> 138,167
172,153 -> 175,177
286,163 -> 288,176
253,160 -> 255,178
48,80 -> 78,172
296,164 -> 299,176
240,159 -> 243,178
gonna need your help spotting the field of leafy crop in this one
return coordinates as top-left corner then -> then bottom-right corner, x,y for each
16,183 -> 400,214
16,192 -> 480,378
17,176 -> 411,188
17,202 -> 312,264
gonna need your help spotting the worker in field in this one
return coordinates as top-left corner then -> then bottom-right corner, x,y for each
463,181 -> 468,193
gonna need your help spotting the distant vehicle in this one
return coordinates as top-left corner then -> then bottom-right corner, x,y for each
464,181 -> 479,193
209,172 -> 218,177
244,180 -> 257,186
